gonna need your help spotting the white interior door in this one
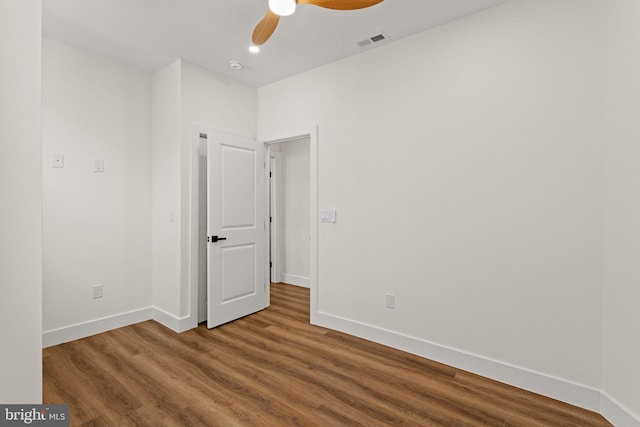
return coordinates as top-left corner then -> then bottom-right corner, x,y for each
207,130 -> 266,328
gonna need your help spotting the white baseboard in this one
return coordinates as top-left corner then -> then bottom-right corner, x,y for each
152,307 -> 195,333
601,392 -> 640,427
42,307 -> 153,348
281,273 -> 310,288
313,310 -> 602,413
42,307 -> 198,348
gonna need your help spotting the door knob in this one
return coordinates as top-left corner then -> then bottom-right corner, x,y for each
208,235 -> 227,243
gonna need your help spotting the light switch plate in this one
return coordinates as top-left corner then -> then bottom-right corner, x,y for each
320,208 -> 337,223
94,159 -> 104,173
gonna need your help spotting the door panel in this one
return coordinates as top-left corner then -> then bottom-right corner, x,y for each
221,146 -> 255,228
221,244 -> 256,302
208,131 -> 265,328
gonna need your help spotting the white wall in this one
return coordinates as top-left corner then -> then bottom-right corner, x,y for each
0,0 -> 42,403
41,52 -> 257,337
42,39 -> 152,342
180,61 -> 257,321
602,0 -> 640,423
258,0 -> 607,410
30,1 -> 640,422
151,60 -> 182,319
278,139 -> 310,286
151,60 -> 257,328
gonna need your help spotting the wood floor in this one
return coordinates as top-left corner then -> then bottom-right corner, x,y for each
43,283 -> 612,426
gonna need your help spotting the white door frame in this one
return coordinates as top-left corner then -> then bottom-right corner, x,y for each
189,125 -> 319,329
197,135 -> 208,324
262,126 -> 319,323
268,150 -> 282,284
188,127 -> 209,330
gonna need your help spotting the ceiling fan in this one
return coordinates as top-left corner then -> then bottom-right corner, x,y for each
252,0 -> 384,46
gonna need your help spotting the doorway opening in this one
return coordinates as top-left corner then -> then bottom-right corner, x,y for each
190,127 -> 318,327
268,137 -> 311,289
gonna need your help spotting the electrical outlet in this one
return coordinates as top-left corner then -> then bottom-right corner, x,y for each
93,284 -> 103,299
385,293 -> 395,309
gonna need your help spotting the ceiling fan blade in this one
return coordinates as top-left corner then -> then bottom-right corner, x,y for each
252,9 -> 280,45
297,0 -> 383,10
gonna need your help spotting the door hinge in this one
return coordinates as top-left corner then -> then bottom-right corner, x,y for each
269,171 -> 272,177
270,217 -> 272,223
270,261 -> 272,268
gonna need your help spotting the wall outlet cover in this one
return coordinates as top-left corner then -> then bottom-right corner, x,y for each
92,284 -> 103,299
385,293 -> 395,309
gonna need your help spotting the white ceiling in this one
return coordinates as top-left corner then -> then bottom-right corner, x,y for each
42,0 -> 510,87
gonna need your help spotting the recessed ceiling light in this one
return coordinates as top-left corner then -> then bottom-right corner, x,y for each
249,46 -> 260,54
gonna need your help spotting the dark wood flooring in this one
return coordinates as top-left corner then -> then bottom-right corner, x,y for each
43,283 -> 612,426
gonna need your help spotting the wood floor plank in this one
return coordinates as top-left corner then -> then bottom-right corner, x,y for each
43,283 -> 612,426
208,325 -> 409,425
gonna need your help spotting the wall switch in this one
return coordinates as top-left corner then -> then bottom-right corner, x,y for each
385,293 -> 395,309
94,159 -> 104,173
320,208 -> 337,223
93,284 -> 103,299
52,154 -> 64,168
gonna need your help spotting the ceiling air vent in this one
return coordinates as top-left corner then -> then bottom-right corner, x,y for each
357,33 -> 389,48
